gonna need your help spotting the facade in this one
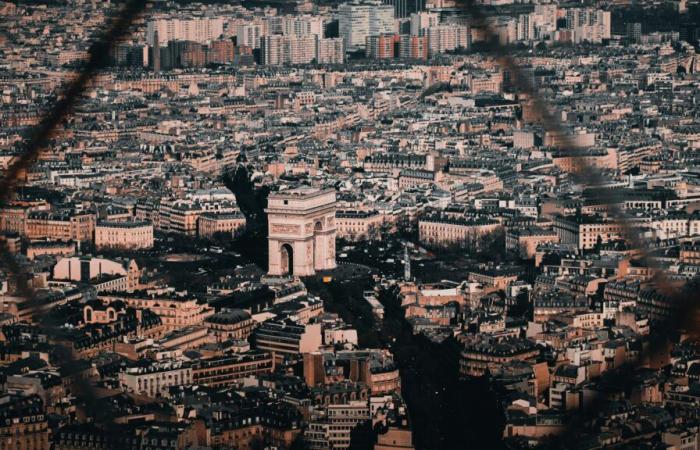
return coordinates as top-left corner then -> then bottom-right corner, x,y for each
26,240 -> 76,260
235,23 -> 263,48
306,401 -> 371,449
25,211 -> 95,242
552,214 -> 625,250
506,227 -> 560,258
399,34 -> 428,59
156,326 -> 211,352
197,212 -> 246,239
266,188 -> 337,276
260,34 -> 345,66
339,1 -> 395,52
367,34 -> 399,59
119,361 -> 192,397
158,200 -> 237,236
0,395 -> 49,450
335,210 -> 384,240
146,17 -> 224,46
262,35 -> 316,65
99,292 -> 215,332
204,309 -> 256,341
427,25 -> 470,56
191,352 -> 274,387
317,38 -> 345,64
418,216 -> 500,248
95,221 -> 154,250
261,35 -> 344,65
53,257 -> 140,292
458,335 -> 540,377
253,319 -> 322,360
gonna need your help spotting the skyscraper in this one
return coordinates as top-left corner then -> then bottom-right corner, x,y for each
152,31 -> 160,72
626,22 -> 642,43
383,0 -> 425,18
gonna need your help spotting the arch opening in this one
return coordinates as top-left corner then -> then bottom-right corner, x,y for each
280,243 -> 294,275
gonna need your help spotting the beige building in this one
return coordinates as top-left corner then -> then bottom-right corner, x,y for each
192,352 -> 274,388
119,361 -> 192,398
307,401 -> 371,450
26,241 -> 76,260
197,212 -> 246,239
155,326 -> 211,352
266,188 -> 336,276
158,200 -> 237,236
25,211 -> 95,242
552,214 -> 624,250
204,309 -> 256,342
0,396 -> 49,450
53,257 -> 140,292
253,319 -> 322,361
0,205 -> 31,234
506,227 -> 560,258
397,169 -> 443,189
335,210 -> 385,241
418,216 -> 500,248
95,221 -> 154,250
375,428 -> 414,450
100,292 -> 215,332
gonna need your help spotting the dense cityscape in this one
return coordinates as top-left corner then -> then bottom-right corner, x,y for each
2,0 -> 700,448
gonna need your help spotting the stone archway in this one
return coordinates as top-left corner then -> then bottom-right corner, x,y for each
313,220 -> 323,269
280,243 -> 294,275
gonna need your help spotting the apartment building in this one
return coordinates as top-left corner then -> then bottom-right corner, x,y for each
119,361 -> 192,398
95,221 -> 154,250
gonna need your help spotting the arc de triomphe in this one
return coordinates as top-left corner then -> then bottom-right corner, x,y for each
266,188 -> 337,277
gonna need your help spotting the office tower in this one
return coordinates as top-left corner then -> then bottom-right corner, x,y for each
383,0 -> 426,17
339,2 -> 370,52
626,22 -> 642,43
152,31 -> 160,72
339,1 -> 395,52
370,3 -> 396,38
384,0 -> 407,17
